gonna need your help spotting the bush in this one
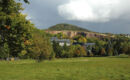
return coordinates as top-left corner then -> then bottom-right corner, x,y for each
74,45 -> 87,57
89,52 -> 94,57
30,30 -> 54,61
0,43 -> 9,59
118,54 -> 129,58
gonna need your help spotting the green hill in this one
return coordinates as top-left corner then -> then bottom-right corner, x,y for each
47,23 -> 90,32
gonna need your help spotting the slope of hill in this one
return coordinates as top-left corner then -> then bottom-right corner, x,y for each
47,23 -> 90,32
45,23 -> 114,38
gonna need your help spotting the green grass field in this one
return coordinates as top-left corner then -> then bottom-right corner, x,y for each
0,57 -> 130,80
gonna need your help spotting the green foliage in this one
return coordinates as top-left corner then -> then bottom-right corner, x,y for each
87,35 -> 130,57
52,41 -> 63,58
0,0 -> 54,61
100,48 -> 106,56
18,50 -> 27,58
74,45 -> 87,57
0,0 -> 32,58
87,37 -> 98,43
67,46 -> 75,58
126,46 -> 130,55
48,23 -> 90,32
0,42 -> 9,59
52,41 -> 87,58
55,33 -> 68,39
74,35 -> 87,43
107,48 -> 113,56
31,29 -> 54,61
118,54 -> 129,58
89,52 -> 94,57
0,0 -> 23,14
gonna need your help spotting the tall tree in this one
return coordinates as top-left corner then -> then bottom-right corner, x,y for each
52,41 -> 63,58
100,48 -> 106,56
0,0 -> 32,57
31,29 -> 53,61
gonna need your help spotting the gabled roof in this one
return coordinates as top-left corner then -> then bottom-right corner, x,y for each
84,43 -> 95,46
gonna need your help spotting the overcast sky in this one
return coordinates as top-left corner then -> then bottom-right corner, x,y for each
22,0 -> 130,34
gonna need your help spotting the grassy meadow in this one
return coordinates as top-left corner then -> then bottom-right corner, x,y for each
0,57 -> 130,80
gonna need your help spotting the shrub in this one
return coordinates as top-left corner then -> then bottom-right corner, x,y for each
89,52 -> 94,57
118,54 -> 129,58
100,48 -> 106,56
0,43 -> 9,59
107,48 -> 113,56
74,45 -> 87,57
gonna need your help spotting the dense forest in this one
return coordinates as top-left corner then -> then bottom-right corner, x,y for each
0,0 -> 130,61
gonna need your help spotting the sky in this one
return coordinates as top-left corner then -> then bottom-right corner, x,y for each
22,0 -> 130,34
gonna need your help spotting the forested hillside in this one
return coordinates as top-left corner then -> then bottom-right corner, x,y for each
48,23 -> 90,32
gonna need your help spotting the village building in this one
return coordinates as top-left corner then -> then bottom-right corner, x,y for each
51,37 -> 71,46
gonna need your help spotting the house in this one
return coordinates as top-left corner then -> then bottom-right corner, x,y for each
125,34 -> 130,38
51,37 -> 71,46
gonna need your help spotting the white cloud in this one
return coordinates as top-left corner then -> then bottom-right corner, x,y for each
58,0 -> 130,22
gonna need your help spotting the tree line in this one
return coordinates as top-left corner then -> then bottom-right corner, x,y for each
51,33 -> 130,58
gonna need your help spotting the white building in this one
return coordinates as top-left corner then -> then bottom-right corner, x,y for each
51,37 -> 71,46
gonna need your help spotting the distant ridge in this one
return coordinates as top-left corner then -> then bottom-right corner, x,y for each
47,23 -> 90,32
